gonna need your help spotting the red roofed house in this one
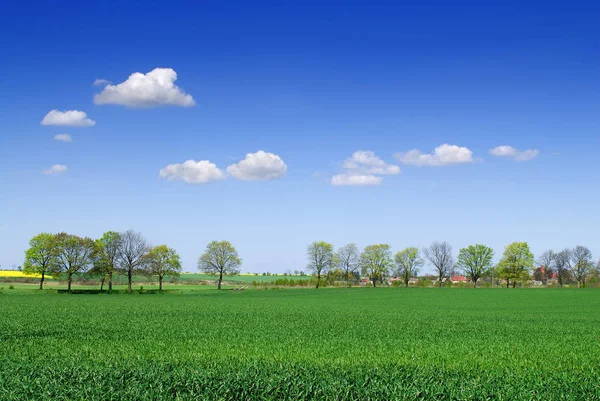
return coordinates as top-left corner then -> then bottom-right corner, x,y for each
451,275 -> 468,284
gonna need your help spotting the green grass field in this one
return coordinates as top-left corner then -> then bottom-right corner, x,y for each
1,288 -> 599,400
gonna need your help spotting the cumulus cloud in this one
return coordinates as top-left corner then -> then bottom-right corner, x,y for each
489,145 -> 539,161
41,110 -> 95,127
94,68 -> 195,107
342,151 -> 400,175
159,160 -> 225,184
53,133 -> 72,143
226,151 -> 287,181
43,164 -> 67,175
395,144 -> 475,166
93,79 -> 111,86
331,174 -> 382,186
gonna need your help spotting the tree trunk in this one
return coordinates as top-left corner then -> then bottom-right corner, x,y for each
100,277 -> 105,292
39,271 -> 45,290
127,268 -> 132,293
405,280 -> 408,288
372,279 -> 376,288
439,278 -> 443,287
68,274 -> 72,293
512,281 -> 516,288
159,275 -> 163,291
506,279 -> 509,288
218,272 -> 223,290
108,271 -> 113,293
473,279 -> 477,288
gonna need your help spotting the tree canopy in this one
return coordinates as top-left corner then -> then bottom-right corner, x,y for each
456,244 -> 494,287
198,241 -> 242,290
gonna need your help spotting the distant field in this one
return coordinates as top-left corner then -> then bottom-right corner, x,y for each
1,288 -> 599,400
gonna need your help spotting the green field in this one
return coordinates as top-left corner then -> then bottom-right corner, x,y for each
1,288 -> 599,400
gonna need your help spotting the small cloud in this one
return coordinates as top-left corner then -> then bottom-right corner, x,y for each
395,144 -> 475,166
43,164 -> 67,175
159,160 -> 225,184
342,151 -> 401,175
41,110 -> 96,127
489,146 -> 539,161
94,68 -> 195,108
226,151 -> 287,181
53,133 -> 72,143
93,79 -> 111,86
331,174 -> 382,186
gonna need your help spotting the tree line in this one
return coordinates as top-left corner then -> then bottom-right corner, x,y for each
23,231 -> 241,292
307,241 -> 599,289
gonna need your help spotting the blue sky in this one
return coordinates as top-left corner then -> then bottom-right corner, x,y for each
1,1 -> 599,273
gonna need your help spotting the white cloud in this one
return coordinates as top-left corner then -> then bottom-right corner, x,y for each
93,79 -> 111,86
41,110 -> 96,127
43,164 -> 67,175
395,144 -> 475,166
159,160 -> 225,184
342,151 -> 401,175
331,174 -> 382,186
489,145 -> 539,161
226,151 -> 287,181
94,68 -> 195,107
53,133 -> 72,143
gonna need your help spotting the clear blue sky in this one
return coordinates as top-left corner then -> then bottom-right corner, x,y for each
1,0 -> 598,273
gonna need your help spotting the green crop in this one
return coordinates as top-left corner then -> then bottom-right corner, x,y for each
1,289 -> 599,400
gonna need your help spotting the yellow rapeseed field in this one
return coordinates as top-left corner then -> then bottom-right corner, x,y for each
0,270 -> 45,279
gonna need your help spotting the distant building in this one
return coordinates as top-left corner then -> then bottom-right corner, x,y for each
450,276 -> 468,284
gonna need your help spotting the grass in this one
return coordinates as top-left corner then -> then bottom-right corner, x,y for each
1,288 -> 599,400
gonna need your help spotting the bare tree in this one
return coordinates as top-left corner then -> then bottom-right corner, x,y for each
336,243 -> 360,286
570,245 -> 593,288
306,241 -> 335,288
536,250 -> 555,285
423,241 -> 454,287
118,230 -> 150,293
554,249 -> 570,287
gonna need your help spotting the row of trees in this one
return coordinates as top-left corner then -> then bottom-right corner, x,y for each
24,231 -> 243,292
307,241 -> 598,289
23,231 -> 181,292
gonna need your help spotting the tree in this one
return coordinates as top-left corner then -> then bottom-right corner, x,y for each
497,242 -> 534,288
394,247 -> 423,287
55,233 -> 96,292
455,244 -> 494,288
306,241 -> 335,288
144,245 -> 182,291
23,233 -> 59,290
89,231 -> 122,292
569,245 -> 593,288
118,230 -> 150,293
554,249 -> 570,287
198,241 -> 242,290
536,250 -> 555,285
423,241 -> 454,287
360,244 -> 392,287
336,243 -> 360,286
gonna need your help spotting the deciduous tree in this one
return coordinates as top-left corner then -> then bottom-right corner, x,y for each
553,249 -> 570,287
90,231 -> 122,292
199,241 -> 242,290
336,243 -> 360,286
360,244 -> 392,287
423,241 -> 454,287
536,250 -> 555,285
144,245 -> 182,291
306,241 -> 335,288
118,230 -> 150,293
497,242 -> 534,288
455,244 -> 494,288
23,233 -> 59,290
394,247 -> 423,287
569,245 -> 593,288
55,233 -> 96,292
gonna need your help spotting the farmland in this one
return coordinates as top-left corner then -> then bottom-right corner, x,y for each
1,288 -> 599,400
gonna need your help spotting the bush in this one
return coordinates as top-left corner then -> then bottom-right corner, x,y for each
8,285 -> 14,290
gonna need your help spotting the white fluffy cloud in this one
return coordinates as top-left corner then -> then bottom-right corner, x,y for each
342,151 -> 401,175
53,133 -> 72,143
159,160 -> 225,184
331,174 -> 382,186
331,150 -> 398,186
226,151 -> 287,181
489,145 -> 539,161
395,144 -> 475,166
93,78 -> 111,86
43,164 -> 67,175
94,68 -> 195,107
41,110 -> 96,127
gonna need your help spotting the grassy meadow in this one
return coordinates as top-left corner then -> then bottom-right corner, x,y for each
1,288 -> 599,400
